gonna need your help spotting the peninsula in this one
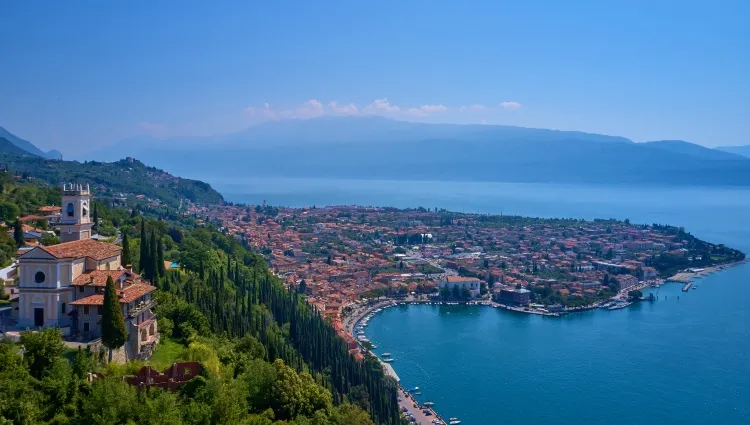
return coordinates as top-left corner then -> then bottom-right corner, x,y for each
196,203 -> 745,313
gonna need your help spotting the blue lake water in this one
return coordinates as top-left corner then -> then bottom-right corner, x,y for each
207,177 -> 750,425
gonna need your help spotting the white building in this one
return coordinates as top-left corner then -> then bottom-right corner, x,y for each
439,276 -> 481,298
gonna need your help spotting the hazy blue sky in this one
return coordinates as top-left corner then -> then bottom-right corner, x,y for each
1,0 -> 748,154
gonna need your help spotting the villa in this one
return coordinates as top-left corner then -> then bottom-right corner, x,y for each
14,183 -> 158,360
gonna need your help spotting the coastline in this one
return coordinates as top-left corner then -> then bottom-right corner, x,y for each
341,259 -> 748,424
666,258 -> 748,284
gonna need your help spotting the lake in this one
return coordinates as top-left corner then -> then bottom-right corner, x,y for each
208,177 -> 750,425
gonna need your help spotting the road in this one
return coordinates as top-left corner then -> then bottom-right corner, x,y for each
399,388 -> 445,425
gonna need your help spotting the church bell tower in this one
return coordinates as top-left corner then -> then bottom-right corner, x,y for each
59,183 -> 93,242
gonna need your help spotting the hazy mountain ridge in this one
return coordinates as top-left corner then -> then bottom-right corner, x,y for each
716,145 -> 750,159
0,126 -> 63,159
60,117 -> 750,186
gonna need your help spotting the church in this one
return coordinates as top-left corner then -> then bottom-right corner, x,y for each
16,183 -> 158,358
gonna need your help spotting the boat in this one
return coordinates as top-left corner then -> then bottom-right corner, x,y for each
449,418 -> 462,424
424,401 -> 434,407
382,358 -> 395,363
382,352 -> 392,357
408,386 -> 420,392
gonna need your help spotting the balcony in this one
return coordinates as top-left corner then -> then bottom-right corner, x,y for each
127,299 -> 156,318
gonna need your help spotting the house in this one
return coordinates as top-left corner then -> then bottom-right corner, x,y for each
15,183 -> 158,360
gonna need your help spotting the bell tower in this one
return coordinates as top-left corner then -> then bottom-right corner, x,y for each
59,183 -> 93,242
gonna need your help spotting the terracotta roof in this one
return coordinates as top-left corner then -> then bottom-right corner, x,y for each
72,269 -> 141,286
70,283 -> 155,306
120,283 -> 156,303
33,239 -> 121,261
70,294 -> 104,306
18,215 -> 43,222
39,206 -> 61,213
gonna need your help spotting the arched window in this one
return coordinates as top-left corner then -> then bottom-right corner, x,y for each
34,271 -> 45,284
66,203 -> 75,217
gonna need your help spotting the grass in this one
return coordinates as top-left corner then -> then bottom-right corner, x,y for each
148,338 -> 186,371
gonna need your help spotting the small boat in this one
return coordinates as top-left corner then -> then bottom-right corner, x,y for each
424,401 -> 435,407
382,352 -> 392,357
408,386 -> 420,392
382,358 -> 395,363
449,418 -> 461,425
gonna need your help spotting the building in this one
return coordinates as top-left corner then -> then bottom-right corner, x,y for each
15,183 -> 158,359
499,288 -> 531,306
440,276 -> 481,298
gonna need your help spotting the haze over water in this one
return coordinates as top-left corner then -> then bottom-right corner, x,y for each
214,178 -> 750,425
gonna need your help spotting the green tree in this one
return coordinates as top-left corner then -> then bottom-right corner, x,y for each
19,328 -> 64,379
150,231 -> 159,282
0,201 -> 20,222
139,219 -> 149,274
101,276 -> 127,363
92,203 -> 99,232
13,220 -> 24,247
121,229 -> 132,267
628,290 -> 643,301
157,236 -> 166,279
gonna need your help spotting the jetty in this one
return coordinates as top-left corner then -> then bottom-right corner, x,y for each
682,282 -> 693,292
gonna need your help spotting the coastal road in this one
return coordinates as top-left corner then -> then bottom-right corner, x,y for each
399,389 -> 444,425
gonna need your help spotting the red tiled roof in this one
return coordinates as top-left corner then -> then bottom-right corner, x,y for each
18,215 -> 43,222
31,239 -> 121,261
72,269 -> 141,286
120,283 -> 156,303
39,206 -> 61,213
70,294 -> 104,306
70,283 -> 155,306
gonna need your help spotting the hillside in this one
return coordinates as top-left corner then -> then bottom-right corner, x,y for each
0,126 -> 63,159
0,137 -> 40,157
82,117 -> 750,186
0,153 -> 224,207
641,140 -> 749,161
717,145 -> 750,159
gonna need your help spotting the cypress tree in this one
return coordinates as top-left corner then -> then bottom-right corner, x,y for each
13,220 -> 24,247
92,203 -> 99,232
149,231 -> 159,283
121,229 -> 132,267
101,276 -> 127,363
157,236 -> 165,278
139,219 -> 148,274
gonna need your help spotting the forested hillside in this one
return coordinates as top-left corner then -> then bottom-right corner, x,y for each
0,153 -> 223,207
0,194 -> 403,425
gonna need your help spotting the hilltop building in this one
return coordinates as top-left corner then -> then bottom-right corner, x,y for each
15,183 -> 158,359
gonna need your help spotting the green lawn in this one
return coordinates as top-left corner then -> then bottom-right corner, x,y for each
148,338 -> 186,371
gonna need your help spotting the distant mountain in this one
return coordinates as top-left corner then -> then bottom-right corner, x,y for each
79,117 -> 750,187
81,116 -> 633,162
0,126 -> 63,159
0,137 -> 41,157
716,145 -> 750,159
641,140 -> 748,161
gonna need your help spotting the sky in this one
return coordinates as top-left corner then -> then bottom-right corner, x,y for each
1,0 -> 748,155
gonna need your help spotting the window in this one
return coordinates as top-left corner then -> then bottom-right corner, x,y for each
61,303 -> 66,314
79,286 -> 84,293
97,306 -> 103,315
83,305 -> 89,314
34,271 -> 45,284
66,203 -> 75,217
83,322 -> 89,332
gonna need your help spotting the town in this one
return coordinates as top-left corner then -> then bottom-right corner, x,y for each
195,203 -> 745,319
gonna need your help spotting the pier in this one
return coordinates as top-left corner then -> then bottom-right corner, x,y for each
682,282 -> 693,292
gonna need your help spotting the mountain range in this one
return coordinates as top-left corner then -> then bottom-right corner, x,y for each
0,126 -> 62,159
75,117 -> 750,186
4,117 -> 749,186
